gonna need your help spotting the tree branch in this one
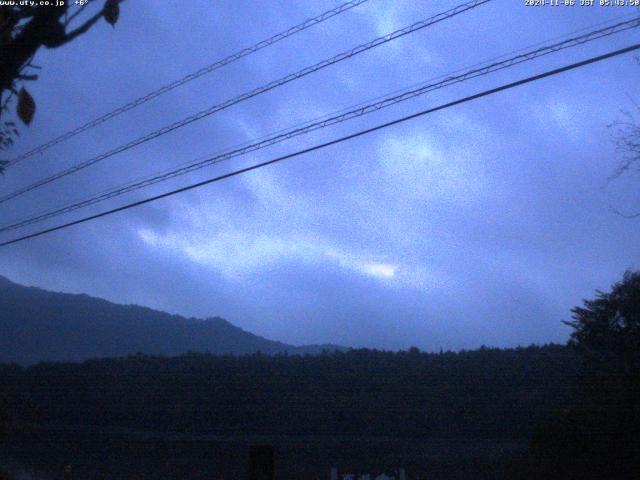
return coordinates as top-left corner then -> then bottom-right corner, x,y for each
16,74 -> 38,81
61,0 -> 125,45
61,8 -> 105,44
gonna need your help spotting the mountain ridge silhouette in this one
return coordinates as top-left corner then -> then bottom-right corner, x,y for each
0,274 -> 345,364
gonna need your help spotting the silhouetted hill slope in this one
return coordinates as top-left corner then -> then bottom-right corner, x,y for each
0,275 -> 344,364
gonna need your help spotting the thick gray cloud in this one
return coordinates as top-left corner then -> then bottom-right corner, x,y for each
1,0 -> 639,350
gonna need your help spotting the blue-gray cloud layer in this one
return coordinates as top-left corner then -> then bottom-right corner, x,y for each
1,0 -> 639,350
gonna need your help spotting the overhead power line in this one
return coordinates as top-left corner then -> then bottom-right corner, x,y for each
0,0 -> 491,205
5,0 -> 371,167
2,16 -> 638,234
1,42 -> 638,248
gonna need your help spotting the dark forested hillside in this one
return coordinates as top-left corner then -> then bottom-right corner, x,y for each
0,345 -> 577,439
0,273 -> 584,479
0,275 -> 342,364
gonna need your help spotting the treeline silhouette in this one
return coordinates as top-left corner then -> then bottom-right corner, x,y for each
2,271 -> 637,478
520,271 -> 640,480
0,345 -> 577,438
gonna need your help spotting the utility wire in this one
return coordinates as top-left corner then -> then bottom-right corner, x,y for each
5,0 -> 370,167
2,16 -> 637,234
0,0 -> 491,205
1,42 -> 638,247
2,16 -> 636,231
22,10 -> 637,215
33,9 -> 635,223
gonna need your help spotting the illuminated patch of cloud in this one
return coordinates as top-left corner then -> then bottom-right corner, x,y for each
138,223 -> 439,290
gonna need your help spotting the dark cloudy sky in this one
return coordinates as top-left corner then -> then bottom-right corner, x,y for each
1,0 -> 639,350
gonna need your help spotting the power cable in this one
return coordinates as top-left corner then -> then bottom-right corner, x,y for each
1,42 -> 638,247
2,16 -> 637,233
0,0 -> 491,204
5,0 -> 371,167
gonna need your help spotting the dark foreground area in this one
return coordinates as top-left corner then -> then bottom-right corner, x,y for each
2,425 -> 528,480
3,261 -> 640,480
0,345 -> 577,437
1,345 -> 572,479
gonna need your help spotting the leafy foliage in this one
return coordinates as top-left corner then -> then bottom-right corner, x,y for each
566,270 -> 640,375
103,0 -> 120,28
0,1 -> 122,172
15,88 -> 34,126
524,271 -> 640,480
0,121 -> 18,169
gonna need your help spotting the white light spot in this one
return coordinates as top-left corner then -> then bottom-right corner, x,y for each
363,263 -> 397,278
